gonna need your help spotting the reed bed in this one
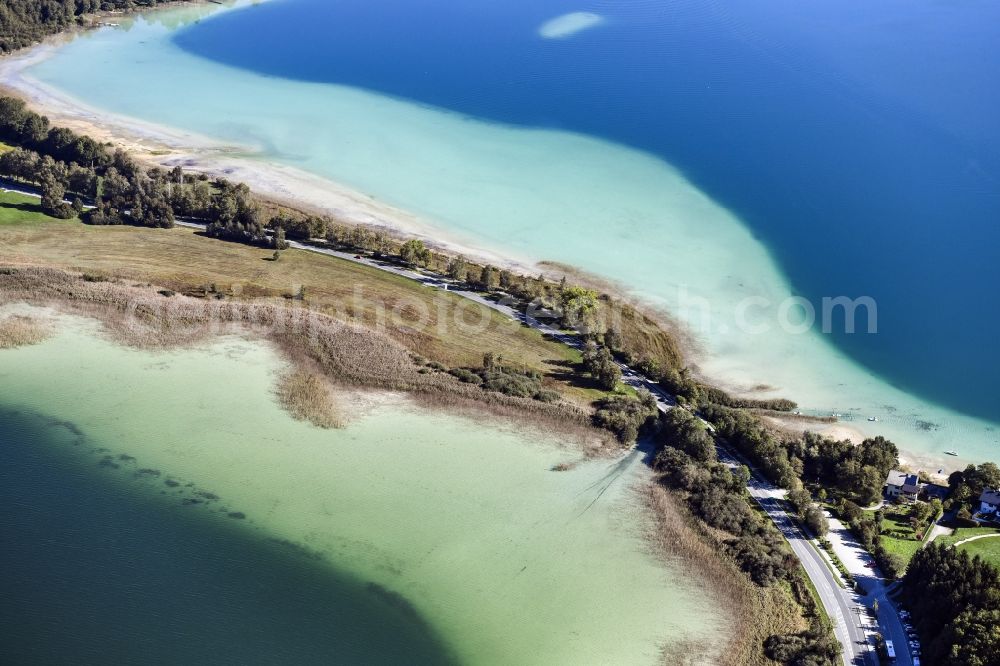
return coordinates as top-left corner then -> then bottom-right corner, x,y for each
643,483 -> 806,666
0,313 -> 51,348
407,389 -> 612,455
275,367 -> 345,429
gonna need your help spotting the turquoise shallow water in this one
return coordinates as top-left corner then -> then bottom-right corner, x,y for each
0,309 -> 718,664
13,0 -> 1000,464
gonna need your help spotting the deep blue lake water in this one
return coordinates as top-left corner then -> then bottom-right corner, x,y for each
176,0 -> 1000,421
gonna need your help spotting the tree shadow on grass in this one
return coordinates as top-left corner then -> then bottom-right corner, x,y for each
0,200 -> 45,215
546,358 -> 604,391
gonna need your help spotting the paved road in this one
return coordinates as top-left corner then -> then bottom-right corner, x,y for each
715,448 -> 875,666
1,178 -> 48,199
925,521 -> 954,546
2,179 -> 95,208
824,514 -> 916,665
172,221 -> 886,663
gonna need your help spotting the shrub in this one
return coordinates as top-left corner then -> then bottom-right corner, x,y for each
695,485 -> 756,535
956,506 -> 978,527
805,505 -> 830,537
699,385 -> 797,412
533,389 -> 561,403
728,531 -> 793,587
582,343 -> 621,390
449,368 -> 483,385
873,545 -> 904,579
482,370 -> 540,398
765,627 -> 840,665
658,408 -> 715,463
593,392 -> 658,445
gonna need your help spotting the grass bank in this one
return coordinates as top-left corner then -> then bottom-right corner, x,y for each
0,193 -> 604,405
0,190 -> 72,226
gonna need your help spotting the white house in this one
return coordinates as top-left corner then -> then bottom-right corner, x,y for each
885,470 -> 920,502
979,489 -> 1000,515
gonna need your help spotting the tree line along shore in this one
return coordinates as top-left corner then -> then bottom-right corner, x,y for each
0,1 -> 190,54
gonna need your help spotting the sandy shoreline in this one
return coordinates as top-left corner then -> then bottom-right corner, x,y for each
0,42 -> 532,275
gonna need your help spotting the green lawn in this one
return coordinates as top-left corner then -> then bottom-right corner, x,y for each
0,190 -> 76,226
956,535 -> 1000,568
864,505 -> 924,563
879,532 -> 923,563
0,140 -> 15,154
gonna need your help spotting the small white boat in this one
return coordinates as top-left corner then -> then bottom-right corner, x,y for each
868,416 -> 879,422
945,450 -> 958,456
